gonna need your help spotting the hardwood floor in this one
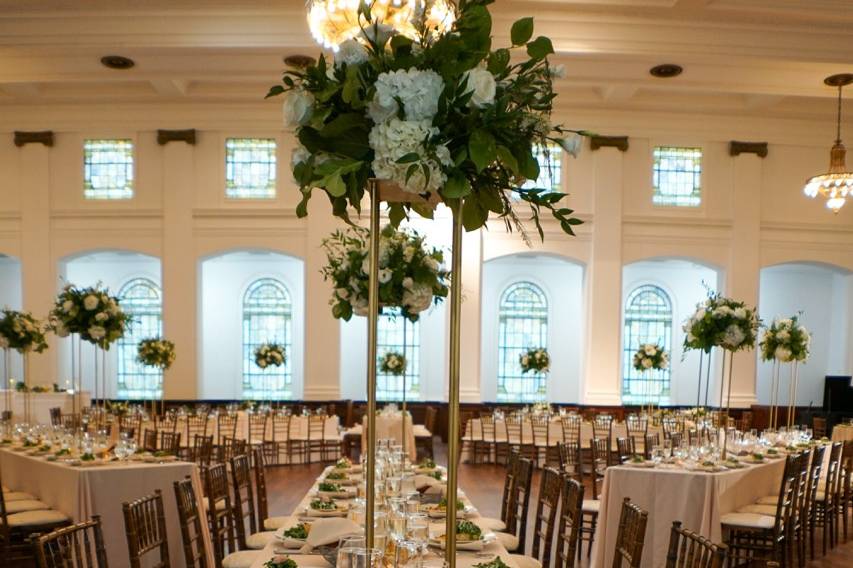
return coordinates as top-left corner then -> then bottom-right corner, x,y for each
265,443 -> 853,567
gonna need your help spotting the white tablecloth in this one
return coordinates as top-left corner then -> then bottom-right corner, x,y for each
1,391 -> 91,424
590,459 -> 786,568
248,465 -> 520,568
0,448 -> 214,567
358,413 -> 416,461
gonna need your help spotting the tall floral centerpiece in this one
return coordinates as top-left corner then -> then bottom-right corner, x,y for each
631,343 -> 669,417
0,310 -> 49,421
760,316 -> 810,429
137,337 -> 175,414
519,347 -> 549,401
254,343 -> 286,403
50,284 -> 131,414
272,0 -> 582,556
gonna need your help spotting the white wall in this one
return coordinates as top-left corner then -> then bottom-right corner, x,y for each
621,259 -> 721,406
480,254 -> 585,403
199,251 -> 305,400
757,263 -> 853,408
58,251 -> 161,397
0,255 -> 23,385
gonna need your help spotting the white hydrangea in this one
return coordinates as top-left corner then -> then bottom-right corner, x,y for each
335,38 -> 369,67
369,118 -> 449,194
369,68 -> 445,123
721,324 -> 746,349
402,284 -> 434,314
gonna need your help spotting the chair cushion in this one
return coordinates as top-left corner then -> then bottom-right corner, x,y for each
495,531 -> 519,552
7,509 -> 69,527
815,491 -> 826,502
5,499 -> 51,514
720,512 -> 776,529
201,497 -> 227,511
3,491 -> 37,502
738,504 -> 778,517
582,499 -> 600,514
264,515 -> 295,531
511,554 -> 542,568
755,495 -> 778,506
246,531 -> 277,549
222,550 -> 262,568
478,516 -> 506,531
412,425 -> 432,438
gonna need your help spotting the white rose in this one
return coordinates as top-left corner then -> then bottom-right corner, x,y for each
402,277 -> 415,290
403,247 -> 416,263
643,345 -> 656,356
83,295 -> 99,311
775,346 -> 792,362
335,38 -> 369,67
88,326 -> 106,340
95,312 -> 108,322
292,144 -> 311,168
336,287 -> 351,300
353,297 -> 370,317
641,358 -> 653,369
557,134 -> 583,158
378,268 -> 393,284
62,300 -> 74,313
282,89 -> 315,129
721,324 -> 746,349
402,284 -> 433,314
776,330 -> 790,341
462,68 -> 496,108
521,356 -> 530,366
258,359 -> 268,369
734,307 -> 747,319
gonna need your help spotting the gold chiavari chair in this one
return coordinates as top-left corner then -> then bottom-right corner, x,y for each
612,498 -> 649,568
511,467 -> 562,568
122,489 -> 170,568
554,476 -> 583,568
664,520 -> 725,568
33,516 -> 107,568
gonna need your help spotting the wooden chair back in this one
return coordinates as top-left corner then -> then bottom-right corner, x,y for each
554,477 -> 584,568
423,406 -> 437,433
252,447 -> 269,530
531,415 -> 552,447
33,516 -> 108,568
172,477 -> 208,568
643,433 -> 661,460
203,463 -> 235,564
612,498 -> 649,568
590,437 -> 610,498
506,457 -> 534,554
560,415 -> 581,445
122,489 -> 170,568
192,434 -> 214,465
499,451 -> 521,525
159,431 -> 182,455
49,407 -> 62,426
230,454 -> 257,548
221,436 -> 247,463
530,467 -> 563,568
142,429 -> 158,452
271,413 -> 290,442
216,414 -> 238,445
248,413 -> 268,443
616,437 -> 635,463
592,414 -> 613,441
185,415 -> 209,440
812,416 -> 827,439
556,441 -> 583,481
664,520 -> 726,568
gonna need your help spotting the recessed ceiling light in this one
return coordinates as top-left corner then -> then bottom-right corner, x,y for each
649,64 -> 683,78
283,54 -> 317,68
100,55 -> 135,70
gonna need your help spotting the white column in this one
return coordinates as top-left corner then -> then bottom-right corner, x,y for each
727,152 -> 762,407
459,229 -> 483,403
19,142 -> 55,388
161,140 -> 196,400
583,146 -> 624,405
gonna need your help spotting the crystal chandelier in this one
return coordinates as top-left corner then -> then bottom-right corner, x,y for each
803,74 -> 853,213
306,0 -> 455,51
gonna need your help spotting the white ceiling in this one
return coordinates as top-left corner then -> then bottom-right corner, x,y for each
0,0 -> 851,121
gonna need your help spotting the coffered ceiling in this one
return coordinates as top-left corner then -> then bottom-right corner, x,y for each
0,0 -> 851,122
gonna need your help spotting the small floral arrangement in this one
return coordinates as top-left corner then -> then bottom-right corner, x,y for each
683,293 -> 760,353
520,347 -> 549,374
0,309 -> 49,354
632,343 -> 669,372
49,283 -> 131,349
254,343 -> 286,369
530,401 -> 552,414
760,316 -> 811,363
264,556 -> 298,568
268,1 -> 584,241
379,351 -> 407,376
322,225 -> 448,322
137,338 -> 176,370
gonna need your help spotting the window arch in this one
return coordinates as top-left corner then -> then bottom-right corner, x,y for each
117,278 -> 162,399
497,282 -> 549,402
242,278 -> 293,399
377,308 -> 420,401
622,284 -> 673,404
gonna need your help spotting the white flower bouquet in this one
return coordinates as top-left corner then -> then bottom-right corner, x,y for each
268,1 -> 585,240
49,284 -> 131,349
137,338 -> 176,370
0,309 -> 49,354
760,316 -> 810,363
379,351 -> 407,376
520,347 -> 549,374
321,224 -> 449,322
632,343 -> 669,372
254,343 -> 286,369
683,293 -> 760,353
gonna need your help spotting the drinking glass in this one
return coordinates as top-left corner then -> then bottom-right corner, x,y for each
352,548 -> 384,568
336,538 -> 367,568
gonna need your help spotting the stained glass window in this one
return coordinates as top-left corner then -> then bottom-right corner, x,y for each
225,138 -> 277,199
497,282 -> 549,402
242,278 -> 292,399
652,146 -> 702,207
377,308 -> 420,401
117,278 -> 162,399
84,139 -> 134,199
522,143 -> 563,192
622,285 -> 672,405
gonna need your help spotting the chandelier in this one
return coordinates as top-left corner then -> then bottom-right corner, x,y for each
803,74 -> 853,213
306,0 -> 456,51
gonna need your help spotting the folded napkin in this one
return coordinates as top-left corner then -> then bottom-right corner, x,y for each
413,475 -> 443,493
299,518 -> 361,553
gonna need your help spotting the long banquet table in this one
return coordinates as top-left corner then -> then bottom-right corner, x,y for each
0,447 -> 214,567
589,456 -> 789,568
249,465 -> 519,568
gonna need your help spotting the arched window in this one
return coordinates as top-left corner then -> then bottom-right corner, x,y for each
497,282 -> 548,402
242,278 -> 292,399
622,284 -> 673,404
377,308 -> 420,401
117,278 -> 162,399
